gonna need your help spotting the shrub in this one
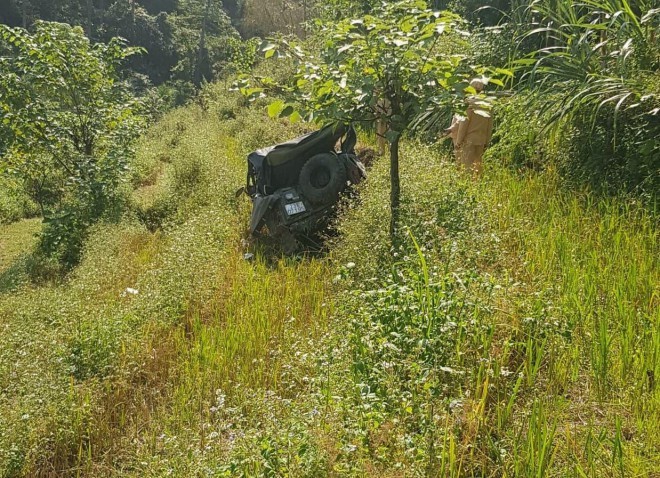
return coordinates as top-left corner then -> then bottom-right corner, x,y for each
486,95 -> 556,172
0,179 -> 39,224
561,103 -> 660,198
136,197 -> 178,233
0,22 -> 145,267
488,93 -> 660,202
509,0 -> 660,200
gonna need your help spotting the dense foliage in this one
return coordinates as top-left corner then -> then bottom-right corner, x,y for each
499,0 -> 660,197
240,0 -> 509,236
0,21 -> 144,265
0,0 -> 253,88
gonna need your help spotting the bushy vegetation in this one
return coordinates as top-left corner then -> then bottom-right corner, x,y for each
489,91 -> 660,200
0,178 -> 38,225
506,0 -> 659,198
0,1 -> 658,477
0,21 -> 145,266
0,0 -> 253,89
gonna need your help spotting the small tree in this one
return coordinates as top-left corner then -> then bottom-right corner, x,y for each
239,0 -> 508,237
0,21 -> 144,265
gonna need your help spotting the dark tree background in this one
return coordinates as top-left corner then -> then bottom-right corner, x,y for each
0,0 -> 245,86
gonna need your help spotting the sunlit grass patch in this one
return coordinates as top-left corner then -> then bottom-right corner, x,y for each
0,218 -> 42,292
324,143 -> 658,476
476,167 -> 660,476
0,218 -> 41,272
0,90 -> 281,474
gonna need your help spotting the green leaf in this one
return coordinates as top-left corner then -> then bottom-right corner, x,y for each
243,87 -> 264,98
385,130 -> 400,143
267,100 -> 285,118
280,105 -> 295,117
495,68 -> 514,77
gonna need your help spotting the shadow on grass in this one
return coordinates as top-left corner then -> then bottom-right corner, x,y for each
0,252 -> 63,294
0,255 -> 29,294
245,230 -> 332,271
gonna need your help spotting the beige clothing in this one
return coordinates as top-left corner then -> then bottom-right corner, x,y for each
454,99 -> 493,174
456,102 -> 493,146
456,144 -> 485,175
446,114 -> 464,147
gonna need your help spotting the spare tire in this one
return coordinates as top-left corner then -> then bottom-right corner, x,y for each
299,153 -> 347,205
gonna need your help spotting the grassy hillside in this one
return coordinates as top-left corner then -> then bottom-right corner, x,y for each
0,84 -> 657,476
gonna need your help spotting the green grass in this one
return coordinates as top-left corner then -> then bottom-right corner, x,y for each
0,83 -> 657,477
0,218 -> 41,272
0,218 -> 41,292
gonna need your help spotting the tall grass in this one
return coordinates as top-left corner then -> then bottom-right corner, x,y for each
481,167 -> 659,475
487,169 -> 658,394
0,83 -> 657,476
508,0 -> 660,197
102,138 -> 655,477
0,86 -> 310,475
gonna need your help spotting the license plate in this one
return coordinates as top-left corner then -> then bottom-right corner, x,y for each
284,201 -> 306,216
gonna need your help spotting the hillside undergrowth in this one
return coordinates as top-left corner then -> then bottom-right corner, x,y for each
0,84 -> 657,477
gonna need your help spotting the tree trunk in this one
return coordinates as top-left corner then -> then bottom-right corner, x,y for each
194,0 -> 212,86
86,0 -> 93,37
22,0 -> 28,28
389,134 -> 401,239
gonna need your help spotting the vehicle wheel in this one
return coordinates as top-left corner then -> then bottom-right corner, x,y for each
298,153 -> 347,205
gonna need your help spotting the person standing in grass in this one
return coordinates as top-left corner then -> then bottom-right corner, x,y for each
445,112 -> 464,151
451,79 -> 493,176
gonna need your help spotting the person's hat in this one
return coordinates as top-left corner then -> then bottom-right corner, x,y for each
469,78 -> 486,92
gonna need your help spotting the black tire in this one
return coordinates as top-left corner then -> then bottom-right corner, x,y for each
298,153 -> 347,205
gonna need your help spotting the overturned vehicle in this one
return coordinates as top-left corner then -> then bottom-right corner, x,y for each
243,123 -> 366,253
